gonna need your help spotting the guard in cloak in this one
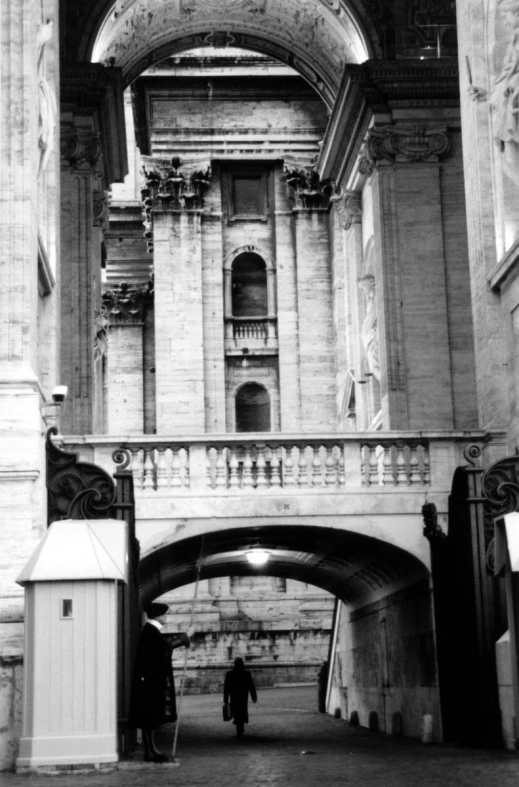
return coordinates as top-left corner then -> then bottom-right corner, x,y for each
128,602 -> 189,762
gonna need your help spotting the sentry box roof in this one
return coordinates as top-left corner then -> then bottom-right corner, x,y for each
16,519 -> 128,585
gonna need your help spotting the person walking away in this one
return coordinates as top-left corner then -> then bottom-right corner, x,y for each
128,602 -> 189,762
224,657 -> 257,737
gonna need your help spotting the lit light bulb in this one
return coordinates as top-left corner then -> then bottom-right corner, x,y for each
246,549 -> 270,566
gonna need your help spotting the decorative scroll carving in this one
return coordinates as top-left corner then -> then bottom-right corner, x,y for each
422,502 -> 446,541
367,124 -> 451,163
284,166 -> 332,209
331,190 -> 362,230
102,280 -> 154,324
46,427 -> 127,524
481,453 -> 519,518
61,129 -> 102,170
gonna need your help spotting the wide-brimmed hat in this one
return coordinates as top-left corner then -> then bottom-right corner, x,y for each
144,602 -> 169,619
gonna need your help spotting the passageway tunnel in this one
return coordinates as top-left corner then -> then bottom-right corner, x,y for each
139,524 -> 429,604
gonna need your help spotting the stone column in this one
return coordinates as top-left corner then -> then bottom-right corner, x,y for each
274,169 -> 302,430
365,125 -> 455,431
0,0 -> 59,770
144,160 -> 211,435
60,127 -> 103,435
286,168 -> 336,432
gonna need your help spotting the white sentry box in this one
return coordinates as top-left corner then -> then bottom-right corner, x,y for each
16,519 -> 128,769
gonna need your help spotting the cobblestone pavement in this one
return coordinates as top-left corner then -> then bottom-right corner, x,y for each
3,687 -> 519,787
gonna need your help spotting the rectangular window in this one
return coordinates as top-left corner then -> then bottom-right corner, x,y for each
61,598 -> 73,619
232,176 -> 264,216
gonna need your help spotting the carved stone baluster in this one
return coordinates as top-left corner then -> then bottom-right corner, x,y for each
422,445 -> 430,485
207,447 -> 215,489
382,444 -> 394,485
396,444 -> 407,485
229,447 -> 240,488
325,445 -> 337,486
143,449 -> 155,490
130,448 -> 144,490
215,448 -> 227,488
256,446 -> 268,488
361,444 -> 369,485
337,447 -> 345,487
171,448 -> 182,488
270,446 -> 281,488
182,447 -> 190,488
283,446 -> 295,487
157,448 -> 168,488
242,447 -> 254,489
369,445 -> 379,486
298,445 -> 310,487
312,445 -> 323,487
409,446 -> 421,485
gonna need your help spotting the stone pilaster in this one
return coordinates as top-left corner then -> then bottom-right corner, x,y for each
60,127 -> 103,435
366,124 -> 454,430
143,158 -> 211,435
274,170 -> 302,431
292,199 -> 336,432
103,284 -> 150,434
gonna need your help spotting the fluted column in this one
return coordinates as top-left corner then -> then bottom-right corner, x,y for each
60,127 -> 104,435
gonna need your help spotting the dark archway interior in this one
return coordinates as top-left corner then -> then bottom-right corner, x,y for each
232,253 -> 268,317
235,383 -> 271,432
139,525 -> 428,605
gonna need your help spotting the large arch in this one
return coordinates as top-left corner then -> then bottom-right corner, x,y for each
138,523 -> 429,604
83,0 -> 376,107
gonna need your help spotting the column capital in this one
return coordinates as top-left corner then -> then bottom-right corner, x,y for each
102,281 -> 153,325
141,156 -> 212,211
366,124 -> 451,164
60,128 -> 102,171
284,165 -> 332,209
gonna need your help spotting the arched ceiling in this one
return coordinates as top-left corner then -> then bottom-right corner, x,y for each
83,0 -> 377,106
139,525 -> 428,606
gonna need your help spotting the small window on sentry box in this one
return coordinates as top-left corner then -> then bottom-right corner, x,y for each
61,599 -> 73,619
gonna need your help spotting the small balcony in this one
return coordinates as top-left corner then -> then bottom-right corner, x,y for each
224,316 -> 278,354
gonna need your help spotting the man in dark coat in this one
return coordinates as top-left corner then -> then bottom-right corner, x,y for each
224,657 -> 257,737
128,602 -> 189,762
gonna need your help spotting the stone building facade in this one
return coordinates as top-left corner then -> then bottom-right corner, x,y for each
1,0 -> 519,772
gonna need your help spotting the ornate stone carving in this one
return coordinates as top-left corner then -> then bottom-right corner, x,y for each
102,281 -> 154,324
61,129 -> 102,170
332,190 -> 362,230
422,502 -> 446,541
141,156 -> 211,211
93,190 -> 111,230
488,0 -> 519,185
37,20 -> 57,177
358,275 -> 380,381
367,124 -> 451,163
284,166 -> 332,209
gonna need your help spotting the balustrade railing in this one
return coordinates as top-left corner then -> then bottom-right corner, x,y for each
61,432 -> 494,495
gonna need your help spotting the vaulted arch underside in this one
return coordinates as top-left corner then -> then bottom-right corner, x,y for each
139,524 -> 429,605
67,0 -> 379,106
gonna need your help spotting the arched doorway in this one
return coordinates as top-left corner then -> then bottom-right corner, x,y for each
232,253 -> 268,317
235,382 -> 271,432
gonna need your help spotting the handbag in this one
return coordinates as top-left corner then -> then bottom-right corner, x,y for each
222,702 -> 232,722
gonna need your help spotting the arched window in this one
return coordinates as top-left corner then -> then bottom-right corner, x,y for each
235,382 -> 271,432
231,253 -> 267,317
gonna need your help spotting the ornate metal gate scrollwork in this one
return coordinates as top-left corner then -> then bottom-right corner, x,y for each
46,426 -> 130,523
